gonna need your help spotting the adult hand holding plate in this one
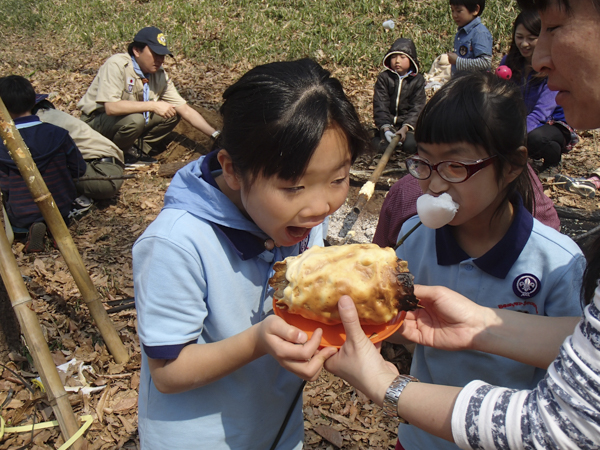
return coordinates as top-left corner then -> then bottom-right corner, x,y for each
324,296 -> 399,406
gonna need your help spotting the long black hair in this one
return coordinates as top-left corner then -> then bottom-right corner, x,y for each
219,58 -> 369,185
504,10 -> 542,83
414,71 -> 534,219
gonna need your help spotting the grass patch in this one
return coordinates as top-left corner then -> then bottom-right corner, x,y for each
2,0 -> 518,74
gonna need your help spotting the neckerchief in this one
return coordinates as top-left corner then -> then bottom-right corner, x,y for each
131,56 -> 150,123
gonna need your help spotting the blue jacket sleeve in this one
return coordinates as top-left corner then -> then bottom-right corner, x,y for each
471,27 -> 493,57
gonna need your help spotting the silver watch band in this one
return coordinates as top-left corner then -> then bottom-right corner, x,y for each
382,374 -> 419,418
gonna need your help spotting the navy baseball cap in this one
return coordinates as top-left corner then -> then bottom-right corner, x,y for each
133,27 -> 172,56
35,94 -> 48,104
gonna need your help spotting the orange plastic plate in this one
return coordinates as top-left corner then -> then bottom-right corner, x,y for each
273,299 -> 406,348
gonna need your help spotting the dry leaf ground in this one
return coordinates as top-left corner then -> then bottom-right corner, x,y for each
1,34 -> 600,450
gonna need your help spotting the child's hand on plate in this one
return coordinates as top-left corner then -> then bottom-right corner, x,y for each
255,315 -> 338,380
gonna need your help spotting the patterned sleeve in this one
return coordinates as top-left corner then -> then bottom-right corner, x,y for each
455,55 -> 492,72
452,292 -> 600,450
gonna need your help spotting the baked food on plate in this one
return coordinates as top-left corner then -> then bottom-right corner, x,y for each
270,243 -> 418,325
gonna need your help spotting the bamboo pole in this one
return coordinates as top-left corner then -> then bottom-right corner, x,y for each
0,211 -> 86,449
0,100 -> 129,364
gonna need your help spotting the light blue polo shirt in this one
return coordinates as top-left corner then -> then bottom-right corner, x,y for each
134,153 -> 321,449
452,17 -> 493,74
396,196 -> 585,450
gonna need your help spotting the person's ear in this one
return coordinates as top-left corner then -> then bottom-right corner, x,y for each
473,5 -> 481,16
132,47 -> 141,58
504,146 -> 527,184
217,149 -> 242,191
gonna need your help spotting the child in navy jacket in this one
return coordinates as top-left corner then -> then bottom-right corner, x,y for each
0,76 -> 86,252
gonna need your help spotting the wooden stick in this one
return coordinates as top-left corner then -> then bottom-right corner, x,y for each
353,135 -> 400,215
77,174 -> 136,181
394,220 -> 422,250
338,135 -> 400,238
0,99 -> 129,364
0,210 -> 86,449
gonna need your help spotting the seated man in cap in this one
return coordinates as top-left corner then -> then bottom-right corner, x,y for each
77,26 -> 218,164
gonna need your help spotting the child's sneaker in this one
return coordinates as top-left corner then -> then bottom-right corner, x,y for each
24,222 -> 46,253
69,195 -> 94,219
554,174 -> 596,198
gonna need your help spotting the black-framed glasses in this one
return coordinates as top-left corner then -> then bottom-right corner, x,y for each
405,155 -> 498,183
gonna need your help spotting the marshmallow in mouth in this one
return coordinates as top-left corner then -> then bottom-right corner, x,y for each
416,193 -> 459,229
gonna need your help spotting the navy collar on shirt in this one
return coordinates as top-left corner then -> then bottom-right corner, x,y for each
200,150 -> 268,261
435,195 -> 533,279
458,16 -> 482,34
13,115 -> 42,128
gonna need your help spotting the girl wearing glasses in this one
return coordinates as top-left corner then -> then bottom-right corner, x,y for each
388,71 -> 584,450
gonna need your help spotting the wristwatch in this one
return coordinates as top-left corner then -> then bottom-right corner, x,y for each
211,130 -> 221,139
382,374 -> 419,419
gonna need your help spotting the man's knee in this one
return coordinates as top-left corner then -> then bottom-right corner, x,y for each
76,161 -> 124,200
118,114 -> 146,136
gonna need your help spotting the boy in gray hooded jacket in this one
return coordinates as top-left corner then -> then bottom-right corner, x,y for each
373,38 -> 426,154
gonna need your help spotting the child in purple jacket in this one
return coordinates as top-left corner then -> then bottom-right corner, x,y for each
501,10 -> 578,172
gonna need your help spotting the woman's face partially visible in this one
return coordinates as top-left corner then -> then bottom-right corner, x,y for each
533,0 -> 600,129
514,24 -> 538,63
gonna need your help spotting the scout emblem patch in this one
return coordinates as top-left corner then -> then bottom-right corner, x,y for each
512,273 -> 541,299
157,33 -> 167,46
127,77 -> 135,93
458,45 -> 468,56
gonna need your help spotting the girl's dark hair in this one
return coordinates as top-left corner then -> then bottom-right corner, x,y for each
219,58 -> 369,183
504,10 -> 542,82
517,0 -> 600,13
414,71 -> 534,218
0,75 -> 36,115
450,0 -> 486,15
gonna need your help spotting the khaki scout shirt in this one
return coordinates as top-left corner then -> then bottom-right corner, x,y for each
37,108 -> 125,163
77,53 -> 186,116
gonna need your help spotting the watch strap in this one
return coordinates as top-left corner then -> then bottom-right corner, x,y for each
382,374 -> 419,419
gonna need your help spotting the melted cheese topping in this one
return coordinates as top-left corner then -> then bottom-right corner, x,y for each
276,243 -> 406,325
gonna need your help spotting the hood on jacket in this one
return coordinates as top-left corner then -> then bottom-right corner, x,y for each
163,154 -> 270,240
382,38 -> 420,75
